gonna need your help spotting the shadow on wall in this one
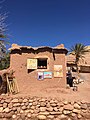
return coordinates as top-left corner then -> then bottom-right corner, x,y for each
0,75 -> 7,94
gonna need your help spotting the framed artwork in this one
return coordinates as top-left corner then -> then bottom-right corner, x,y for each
54,65 -> 63,77
27,59 -> 37,69
44,72 -> 52,78
38,72 -> 44,80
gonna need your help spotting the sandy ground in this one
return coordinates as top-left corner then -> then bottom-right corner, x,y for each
13,73 -> 90,102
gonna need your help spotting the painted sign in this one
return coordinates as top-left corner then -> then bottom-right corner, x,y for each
44,72 -> 52,78
54,65 -> 63,77
27,59 -> 37,69
38,72 -> 44,80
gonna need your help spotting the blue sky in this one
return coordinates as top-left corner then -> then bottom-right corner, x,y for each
2,0 -> 90,49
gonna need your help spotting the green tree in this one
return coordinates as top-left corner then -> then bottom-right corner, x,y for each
0,3 -> 10,69
0,11 -> 8,59
0,52 -> 10,70
70,43 -> 90,79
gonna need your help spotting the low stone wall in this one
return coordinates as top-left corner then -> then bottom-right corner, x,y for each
0,95 -> 90,120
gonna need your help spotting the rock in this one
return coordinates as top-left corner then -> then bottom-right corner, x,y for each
12,107 -> 17,111
77,114 -> 82,119
81,104 -> 87,109
74,103 -> 81,109
21,103 -> 24,106
81,113 -> 90,119
81,109 -> 87,114
25,110 -> 30,113
25,102 -> 29,106
5,99 -> 11,103
40,107 -> 46,112
0,99 -> 5,104
64,104 -> 74,111
71,113 -> 76,117
17,107 -> 21,112
8,103 -> 13,108
40,102 -> 46,107
39,112 -> 49,115
83,113 -> 90,119
27,113 -> 31,118
47,115 -> 54,119
50,112 -> 62,115
63,101 -> 68,105
59,107 -> 63,112
54,107 -> 58,112
77,102 -> 81,106
60,114 -> 67,119
5,112 -> 12,118
10,110 -> 15,115
37,104 -> 41,107
73,109 -> 81,114
87,103 -> 90,107
0,104 -> 3,107
23,99 -> 28,103
27,105 -> 30,109
3,108 -> 10,113
29,109 -> 34,114
68,118 -> 72,120
29,99 -> 33,102
11,98 -> 18,103
32,113 -> 38,118
20,113 -> 26,119
3,103 -> 8,108
12,114 -> 17,119
34,109 -> 40,113
81,100 -> 87,104
31,106 -> 35,110
59,102 -> 64,107
37,115 -> 46,120
54,118 -> 61,120
32,101 -> 37,106
46,103 -> 51,108
63,110 -> 71,115
18,98 -> 23,103
0,107 -> 3,112
40,98 -> 46,102
70,101 -> 75,105
29,103 -> 32,106
22,105 -> 26,110
20,110 -> 24,114
50,100 -> 55,104
51,103 -> 57,107
47,107 -> 53,112
0,113 -> 4,118
13,103 -> 21,107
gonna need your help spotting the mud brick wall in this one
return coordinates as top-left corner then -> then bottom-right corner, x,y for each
10,47 -> 67,94
0,95 -> 90,120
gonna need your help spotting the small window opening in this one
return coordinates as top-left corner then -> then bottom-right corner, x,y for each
37,58 -> 47,69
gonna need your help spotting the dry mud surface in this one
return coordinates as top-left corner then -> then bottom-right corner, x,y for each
14,73 -> 90,102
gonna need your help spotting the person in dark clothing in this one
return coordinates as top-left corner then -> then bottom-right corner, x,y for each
0,76 -> 2,87
67,70 -> 73,87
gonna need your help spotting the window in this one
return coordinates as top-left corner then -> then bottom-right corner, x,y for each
37,58 -> 47,69
27,58 -> 48,70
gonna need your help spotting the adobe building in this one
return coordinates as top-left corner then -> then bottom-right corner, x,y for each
67,46 -> 90,73
9,44 -> 68,94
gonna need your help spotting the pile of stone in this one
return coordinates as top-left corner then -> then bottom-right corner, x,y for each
0,95 -> 90,120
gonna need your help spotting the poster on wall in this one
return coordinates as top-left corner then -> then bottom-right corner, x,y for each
54,65 -> 63,77
27,59 -> 37,69
38,72 -> 44,80
44,72 -> 52,78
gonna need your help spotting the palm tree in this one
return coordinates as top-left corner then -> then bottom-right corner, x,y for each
0,8 -> 8,60
70,43 -> 90,79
